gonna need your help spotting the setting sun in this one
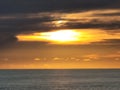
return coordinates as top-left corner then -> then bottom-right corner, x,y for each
40,30 -> 80,42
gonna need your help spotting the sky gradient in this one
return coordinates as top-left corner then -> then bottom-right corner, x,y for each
0,0 -> 120,69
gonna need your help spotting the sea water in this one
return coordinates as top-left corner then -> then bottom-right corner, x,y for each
0,69 -> 120,90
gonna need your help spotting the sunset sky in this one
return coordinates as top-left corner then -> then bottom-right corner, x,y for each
0,0 -> 120,69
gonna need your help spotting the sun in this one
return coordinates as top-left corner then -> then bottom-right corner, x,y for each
40,30 -> 81,43
41,30 -> 80,41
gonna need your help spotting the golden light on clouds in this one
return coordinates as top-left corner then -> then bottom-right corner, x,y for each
60,9 -> 120,21
52,20 -> 68,27
16,29 -> 120,45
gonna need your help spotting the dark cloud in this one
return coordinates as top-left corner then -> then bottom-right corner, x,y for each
0,33 -> 17,48
0,0 -> 119,14
0,0 -> 120,33
64,20 -> 120,30
0,14 -> 120,34
0,15 -> 54,32
95,12 -> 120,16
92,39 -> 120,45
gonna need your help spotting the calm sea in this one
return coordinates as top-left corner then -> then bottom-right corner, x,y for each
0,69 -> 120,90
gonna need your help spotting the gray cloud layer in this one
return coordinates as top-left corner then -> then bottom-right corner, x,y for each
0,0 -> 119,14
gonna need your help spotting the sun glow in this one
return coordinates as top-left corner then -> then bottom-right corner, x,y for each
16,29 -> 120,45
40,30 -> 80,42
17,30 -> 82,44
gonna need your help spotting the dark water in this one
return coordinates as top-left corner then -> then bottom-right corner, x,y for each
0,69 -> 120,90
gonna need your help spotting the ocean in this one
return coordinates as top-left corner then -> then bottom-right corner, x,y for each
0,69 -> 120,90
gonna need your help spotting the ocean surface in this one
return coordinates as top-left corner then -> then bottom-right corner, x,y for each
0,69 -> 120,90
